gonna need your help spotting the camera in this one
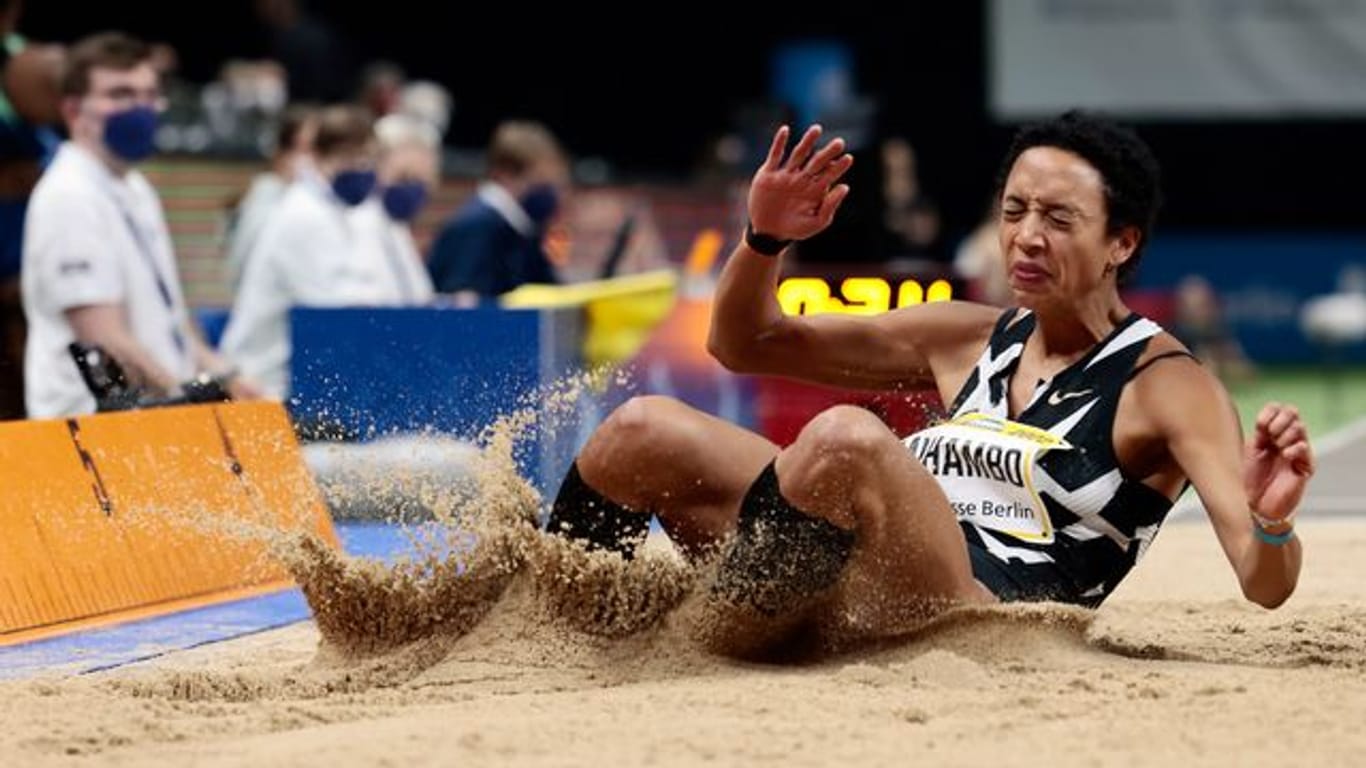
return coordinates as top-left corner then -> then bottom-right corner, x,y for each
69,342 -> 231,412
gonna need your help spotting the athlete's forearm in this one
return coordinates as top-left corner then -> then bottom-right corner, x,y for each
707,241 -> 787,371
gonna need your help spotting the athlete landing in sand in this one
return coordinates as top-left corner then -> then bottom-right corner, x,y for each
545,111 -> 1312,651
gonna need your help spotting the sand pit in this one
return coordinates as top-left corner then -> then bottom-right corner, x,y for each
4,392 -> 1362,767
4,512 -> 1366,767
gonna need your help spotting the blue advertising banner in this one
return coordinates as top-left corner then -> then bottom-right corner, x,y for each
1137,234 -> 1366,364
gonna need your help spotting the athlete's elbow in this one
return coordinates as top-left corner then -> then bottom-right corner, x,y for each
1247,590 -> 1292,610
1241,578 -> 1296,610
706,335 -> 739,371
706,334 -> 760,374
710,345 -> 764,375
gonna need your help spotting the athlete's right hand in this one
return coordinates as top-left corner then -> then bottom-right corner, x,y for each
747,124 -> 854,243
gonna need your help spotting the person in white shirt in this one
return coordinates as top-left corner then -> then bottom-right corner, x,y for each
21,31 -> 259,418
223,104 -> 318,291
348,113 -> 438,306
221,104 -> 388,400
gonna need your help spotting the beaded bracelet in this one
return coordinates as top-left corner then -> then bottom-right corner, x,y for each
1253,524 -> 1296,547
1250,508 -> 1296,531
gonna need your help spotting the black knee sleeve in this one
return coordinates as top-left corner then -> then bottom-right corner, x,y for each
544,462 -> 649,559
712,461 -> 856,615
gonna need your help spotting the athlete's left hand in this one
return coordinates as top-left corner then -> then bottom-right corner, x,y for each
1243,402 -> 1314,523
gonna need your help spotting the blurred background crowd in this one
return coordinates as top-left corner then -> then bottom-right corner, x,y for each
2,0 -> 1364,442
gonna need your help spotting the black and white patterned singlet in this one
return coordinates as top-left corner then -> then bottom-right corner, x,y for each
905,308 -> 1191,607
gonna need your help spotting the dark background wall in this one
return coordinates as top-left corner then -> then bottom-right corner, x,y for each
23,1 -> 1366,241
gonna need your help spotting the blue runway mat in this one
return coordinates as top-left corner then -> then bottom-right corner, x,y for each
0,522 -> 417,680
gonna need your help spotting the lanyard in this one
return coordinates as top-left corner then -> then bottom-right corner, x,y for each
115,203 -> 185,353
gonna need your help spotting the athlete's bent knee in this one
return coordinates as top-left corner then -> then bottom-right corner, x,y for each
585,395 -> 686,465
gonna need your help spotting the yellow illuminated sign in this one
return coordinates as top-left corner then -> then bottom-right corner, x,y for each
777,277 -> 953,316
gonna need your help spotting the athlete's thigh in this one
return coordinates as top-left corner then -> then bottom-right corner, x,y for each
824,454 -> 991,635
583,396 -> 779,554
657,404 -> 778,554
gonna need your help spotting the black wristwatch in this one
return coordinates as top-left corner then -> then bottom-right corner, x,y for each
744,222 -> 792,257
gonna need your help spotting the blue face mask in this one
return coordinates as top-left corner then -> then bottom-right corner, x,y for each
381,181 -> 428,222
520,184 -> 559,227
331,169 -> 377,207
102,105 -> 159,163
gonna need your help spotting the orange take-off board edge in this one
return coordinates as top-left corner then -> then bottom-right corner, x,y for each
0,401 -> 338,647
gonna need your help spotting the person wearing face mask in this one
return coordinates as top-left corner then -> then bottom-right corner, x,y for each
220,104 -> 387,400
347,113 -> 437,306
427,120 -> 567,303
20,32 -> 260,418
224,103 -> 318,291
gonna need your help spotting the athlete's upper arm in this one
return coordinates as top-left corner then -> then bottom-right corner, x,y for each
1136,355 -> 1254,569
728,300 -> 1001,392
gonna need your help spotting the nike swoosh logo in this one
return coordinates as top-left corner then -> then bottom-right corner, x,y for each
1047,389 -> 1093,406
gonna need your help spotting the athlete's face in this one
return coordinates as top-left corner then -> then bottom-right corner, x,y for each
998,147 -> 1138,309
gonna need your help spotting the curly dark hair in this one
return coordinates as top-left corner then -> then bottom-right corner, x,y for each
996,110 -> 1162,285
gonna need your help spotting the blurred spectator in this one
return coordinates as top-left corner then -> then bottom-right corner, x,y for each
953,203 -> 1011,306
253,0 -> 352,102
221,104 -> 386,399
349,113 -> 437,306
1300,264 -> 1366,351
22,32 -> 259,417
562,192 -> 672,282
1172,274 -> 1255,384
398,80 -> 452,138
192,58 -> 288,157
427,120 -> 568,302
145,42 -> 193,114
693,131 -> 749,190
0,0 -> 62,418
224,103 -> 318,289
879,137 -> 944,263
358,60 -> 404,119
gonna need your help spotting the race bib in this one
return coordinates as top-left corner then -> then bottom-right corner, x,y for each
902,412 -> 1072,544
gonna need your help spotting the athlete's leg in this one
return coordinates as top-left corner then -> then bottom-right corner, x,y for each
705,405 -> 990,652
779,406 -> 988,616
545,395 -> 778,558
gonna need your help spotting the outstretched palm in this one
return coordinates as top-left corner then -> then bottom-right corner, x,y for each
748,125 -> 855,243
